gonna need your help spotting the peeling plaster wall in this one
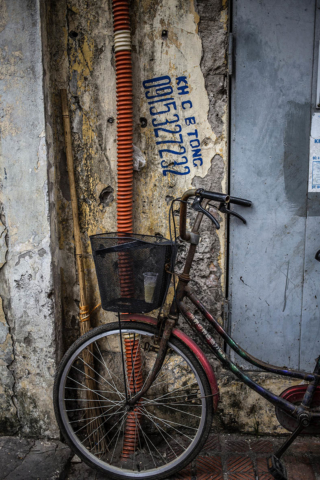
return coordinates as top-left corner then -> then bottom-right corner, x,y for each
43,0 -> 292,437
44,0 -> 229,347
0,0 -> 57,436
0,0 -> 297,437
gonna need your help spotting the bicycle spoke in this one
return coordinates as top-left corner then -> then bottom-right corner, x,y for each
94,410 -> 128,450
144,401 -> 201,419
139,407 -> 186,452
139,406 -> 195,440
78,356 -> 124,399
148,382 -> 199,402
89,342 -> 124,396
110,414 -> 126,463
117,313 -> 129,402
133,410 -> 167,466
139,406 -> 178,460
82,408 -> 124,448
70,364 -> 114,391
66,376 -> 122,403
57,326 -> 210,477
132,411 -> 158,468
66,405 -> 119,412
68,404 -> 116,423
74,408 -> 125,435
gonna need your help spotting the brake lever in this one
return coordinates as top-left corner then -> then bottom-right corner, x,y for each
219,202 -> 247,224
191,197 -> 220,229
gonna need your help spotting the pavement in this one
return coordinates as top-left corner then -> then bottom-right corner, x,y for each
1,433 -> 320,479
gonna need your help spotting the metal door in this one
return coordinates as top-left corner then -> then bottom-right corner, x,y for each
229,0 -> 320,371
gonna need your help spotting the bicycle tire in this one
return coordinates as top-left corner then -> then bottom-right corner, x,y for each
54,321 -> 214,480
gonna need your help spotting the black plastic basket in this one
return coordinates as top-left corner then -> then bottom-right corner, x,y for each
90,233 -> 176,313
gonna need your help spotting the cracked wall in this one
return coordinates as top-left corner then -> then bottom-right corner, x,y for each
0,0 -> 295,437
42,0 -> 301,436
0,0 -> 57,436
43,0 -> 231,431
44,0 -> 228,348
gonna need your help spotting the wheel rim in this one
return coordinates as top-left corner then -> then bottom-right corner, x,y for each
58,327 -> 207,477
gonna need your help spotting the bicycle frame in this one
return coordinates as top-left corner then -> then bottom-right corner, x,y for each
171,189 -> 320,425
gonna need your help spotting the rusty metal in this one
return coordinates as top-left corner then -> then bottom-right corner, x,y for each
169,196 -> 210,318
127,318 -> 176,407
178,272 -> 190,282
276,385 -> 320,434
122,314 -> 220,410
179,188 -> 197,241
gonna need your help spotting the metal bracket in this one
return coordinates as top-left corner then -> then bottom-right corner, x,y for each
185,232 -> 200,245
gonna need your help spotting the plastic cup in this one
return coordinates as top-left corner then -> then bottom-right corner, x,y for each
143,272 -> 158,303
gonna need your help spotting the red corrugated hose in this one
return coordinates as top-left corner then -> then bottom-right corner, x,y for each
112,0 -> 141,459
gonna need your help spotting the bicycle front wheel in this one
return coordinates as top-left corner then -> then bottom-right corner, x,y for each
54,321 -> 214,480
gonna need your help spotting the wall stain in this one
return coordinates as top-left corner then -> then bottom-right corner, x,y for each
283,101 -> 309,217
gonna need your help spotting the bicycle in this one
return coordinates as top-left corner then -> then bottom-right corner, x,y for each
54,188 -> 320,480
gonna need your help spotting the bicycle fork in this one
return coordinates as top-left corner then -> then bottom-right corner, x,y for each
119,317 -> 176,460
127,317 -> 176,407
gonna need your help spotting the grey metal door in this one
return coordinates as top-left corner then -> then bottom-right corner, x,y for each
229,0 -> 320,371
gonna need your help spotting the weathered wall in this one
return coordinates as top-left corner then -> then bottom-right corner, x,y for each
44,0 -> 229,354
0,0 -> 57,436
0,0 -> 299,438
42,0 -> 305,437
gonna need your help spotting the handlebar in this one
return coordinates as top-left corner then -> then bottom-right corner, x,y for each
196,189 -> 230,204
179,188 -> 252,242
229,195 -> 252,207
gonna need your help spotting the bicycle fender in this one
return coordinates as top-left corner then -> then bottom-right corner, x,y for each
122,314 -> 220,410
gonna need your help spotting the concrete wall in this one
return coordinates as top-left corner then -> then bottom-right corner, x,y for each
46,0 -> 229,345
0,0 -> 57,436
0,0 -> 301,438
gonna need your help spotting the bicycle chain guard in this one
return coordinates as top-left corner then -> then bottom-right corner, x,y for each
275,385 -> 320,434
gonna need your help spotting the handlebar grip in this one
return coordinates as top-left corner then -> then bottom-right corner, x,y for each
196,189 -> 230,204
229,195 -> 252,207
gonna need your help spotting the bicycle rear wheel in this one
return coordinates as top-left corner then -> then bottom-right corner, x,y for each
54,321 -> 214,480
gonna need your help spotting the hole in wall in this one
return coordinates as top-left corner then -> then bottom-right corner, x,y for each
69,31 -> 78,39
140,117 -> 147,128
99,186 -> 114,207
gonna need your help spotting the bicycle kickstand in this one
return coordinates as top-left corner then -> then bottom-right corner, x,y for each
267,423 -> 305,480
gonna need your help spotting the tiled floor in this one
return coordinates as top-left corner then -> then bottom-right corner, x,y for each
2,433 -> 320,479
65,432 -> 320,479
167,433 -> 320,480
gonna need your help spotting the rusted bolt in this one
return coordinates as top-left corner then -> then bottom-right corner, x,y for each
108,117 -> 115,124
140,117 -> 147,128
162,30 -> 168,39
